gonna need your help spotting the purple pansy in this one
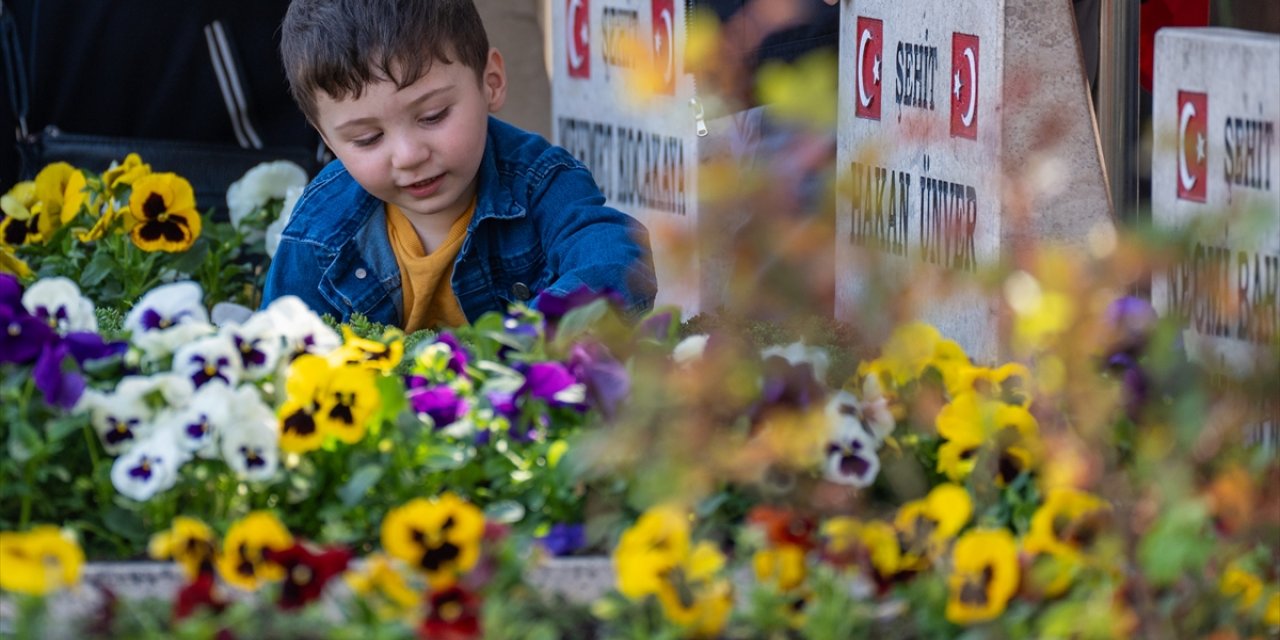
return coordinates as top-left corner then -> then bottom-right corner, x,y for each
533,285 -> 624,325
434,333 -> 470,376
567,341 -> 629,420
538,523 -> 586,557
518,362 -> 585,409
408,384 -> 469,428
1107,352 -> 1149,422
753,355 -> 827,420
1105,296 -> 1158,357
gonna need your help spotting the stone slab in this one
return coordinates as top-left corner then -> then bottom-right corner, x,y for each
834,0 -> 1114,363
551,0 -> 705,316
1150,27 -> 1279,446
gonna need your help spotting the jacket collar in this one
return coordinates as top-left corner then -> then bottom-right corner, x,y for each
470,116 -> 527,225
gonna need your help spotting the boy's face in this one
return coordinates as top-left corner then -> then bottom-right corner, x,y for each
313,49 -> 507,224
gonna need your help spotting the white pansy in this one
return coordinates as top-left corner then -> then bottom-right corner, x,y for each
858,376 -> 896,442
110,428 -> 189,502
21,276 -> 97,333
227,160 -> 308,240
167,381 -> 236,457
761,341 -> 831,385
265,184 -> 304,258
222,312 -> 286,381
172,333 -> 243,389
672,334 -> 710,365
825,389 -> 894,445
124,281 -> 213,361
220,394 -> 279,482
78,387 -> 155,455
265,295 -> 340,356
211,301 -> 254,327
822,398 -> 881,488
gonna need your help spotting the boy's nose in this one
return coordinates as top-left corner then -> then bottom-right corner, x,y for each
390,135 -> 430,171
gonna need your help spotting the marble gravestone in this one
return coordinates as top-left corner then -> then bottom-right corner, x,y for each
550,0 -> 706,316
1150,28 -> 1279,444
834,0 -> 1114,362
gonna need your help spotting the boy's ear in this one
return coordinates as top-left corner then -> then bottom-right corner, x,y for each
483,48 -> 507,113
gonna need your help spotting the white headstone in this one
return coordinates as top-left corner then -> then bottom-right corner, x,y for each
834,0 -> 1114,362
1150,28 -> 1279,445
551,0 -> 705,315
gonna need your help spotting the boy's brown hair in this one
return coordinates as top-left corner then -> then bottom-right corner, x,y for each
280,0 -> 490,122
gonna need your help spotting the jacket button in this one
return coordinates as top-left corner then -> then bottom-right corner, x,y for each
512,282 -> 531,301
355,268 -> 368,279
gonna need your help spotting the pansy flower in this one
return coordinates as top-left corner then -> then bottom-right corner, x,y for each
148,516 -> 217,580
0,525 -> 85,595
265,185 -> 303,258
517,361 -> 587,409
264,295 -> 341,357
226,160 -> 308,242
102,153 -> 151,192
946,528 -> 1019,625
753,543 -> 808,591
78,382 -> 157,454
672,334 -> 711,366
761,341 -> 831,388
614,505 -> 692,599
223,312 -> 286,381
59,168 -> 98,224
345,553 -> 423,621
381,494 -> 485,588
823,392 -> 882,487
215,511 -> 293,592
1021,541 -> 1081,599
110,429 -> 188,502
263,541 -> 353,610
947,362 -> 1034,408
32,162 -> 74,225
167,382 -> 235,456
567,340 -> 630,421
278,353 -> 334,453
220,398 -> 280,482
408,381 -> 470,430
537,523 -> 586,557
332,325 -> 404,374
127,172 -> 202,252
22,276 -> 97,333
0,245 -> 31,277
893,483 -> 973,570
754,351 -> 827,417
318,363 -> 380,444
936,393 -> 1042,484
172,334 -> 243,389
124,281 -> 214,361
173,570 -> 226,621
0,275 -> 56,366
533,284 -> 624,330
1024,488 -> 1109,558
1,180 -> 55,246
421,585 -> 483,640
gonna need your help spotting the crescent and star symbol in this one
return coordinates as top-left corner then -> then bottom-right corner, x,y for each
961,47 -> 976,127
567,0 -> 585,71
657,8 -> 674,84
1178,99 -> 1199,192
857,28 -> 881,108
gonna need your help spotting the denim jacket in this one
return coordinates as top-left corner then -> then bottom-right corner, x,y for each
261,117 -> 657,326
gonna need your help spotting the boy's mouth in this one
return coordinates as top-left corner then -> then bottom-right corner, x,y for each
402,175 -> 443,198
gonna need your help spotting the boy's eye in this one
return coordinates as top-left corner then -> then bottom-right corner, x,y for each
352,133 -> 382,148
420,108 -> 450,125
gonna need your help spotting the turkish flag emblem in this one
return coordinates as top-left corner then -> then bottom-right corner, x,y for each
1176,90 -> 1208,202
567,0 -> 590,79
651,0 -> 676,94
950,33 -> 979,139
854,17 -> 883,121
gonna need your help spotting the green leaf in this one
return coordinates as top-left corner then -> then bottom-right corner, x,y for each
485,500 -> 526,524
7,420 -> 41,463
337,464 -> 384,508
45,415 -> 87,444
421,445 -> 471,472
1137,501 -> 1212,586
166,238 -> 211,276
102,506 -> 147,543
551,299 -> 609,347
80,250 -> 115,288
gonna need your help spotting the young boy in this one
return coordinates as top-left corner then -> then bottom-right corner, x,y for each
261,0 -> 657,331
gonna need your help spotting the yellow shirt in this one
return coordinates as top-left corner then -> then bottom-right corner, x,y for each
385,201 -> 474,332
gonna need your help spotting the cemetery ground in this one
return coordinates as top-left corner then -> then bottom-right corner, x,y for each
2,3 -> 1279,640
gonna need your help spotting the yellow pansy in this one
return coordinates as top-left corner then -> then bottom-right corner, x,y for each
653,541 -> 733,639
753,543 -> 807,592
278,353 -> 335,453
936,393 -> 1041,484
947,362 -> 1033,408
127,172 -> 202,252
1264,590 -> 1279,628
0,526 -> 85,595
102,153 -> 151,191
0,244 -> 31,277
946,528 -> 1019,625
215,511 -> 293,591
75,200 -> 127,242
333,325 -> 405,373
1024,488 -> 1109,557
318,363 -> 380,444
1219,563 -> 1263,611
879,321 -> 944,385
60,168 -> 99,224
0,181 -> 45,247
32,161 -> 74,226
345,553 -> 422,621
149,516 -> 217,580
381,493 -> 485,588
858,520 -> 904,579
894,483 -> 972,569
1021,542 -> 1080,599
614,505 -> 691,599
